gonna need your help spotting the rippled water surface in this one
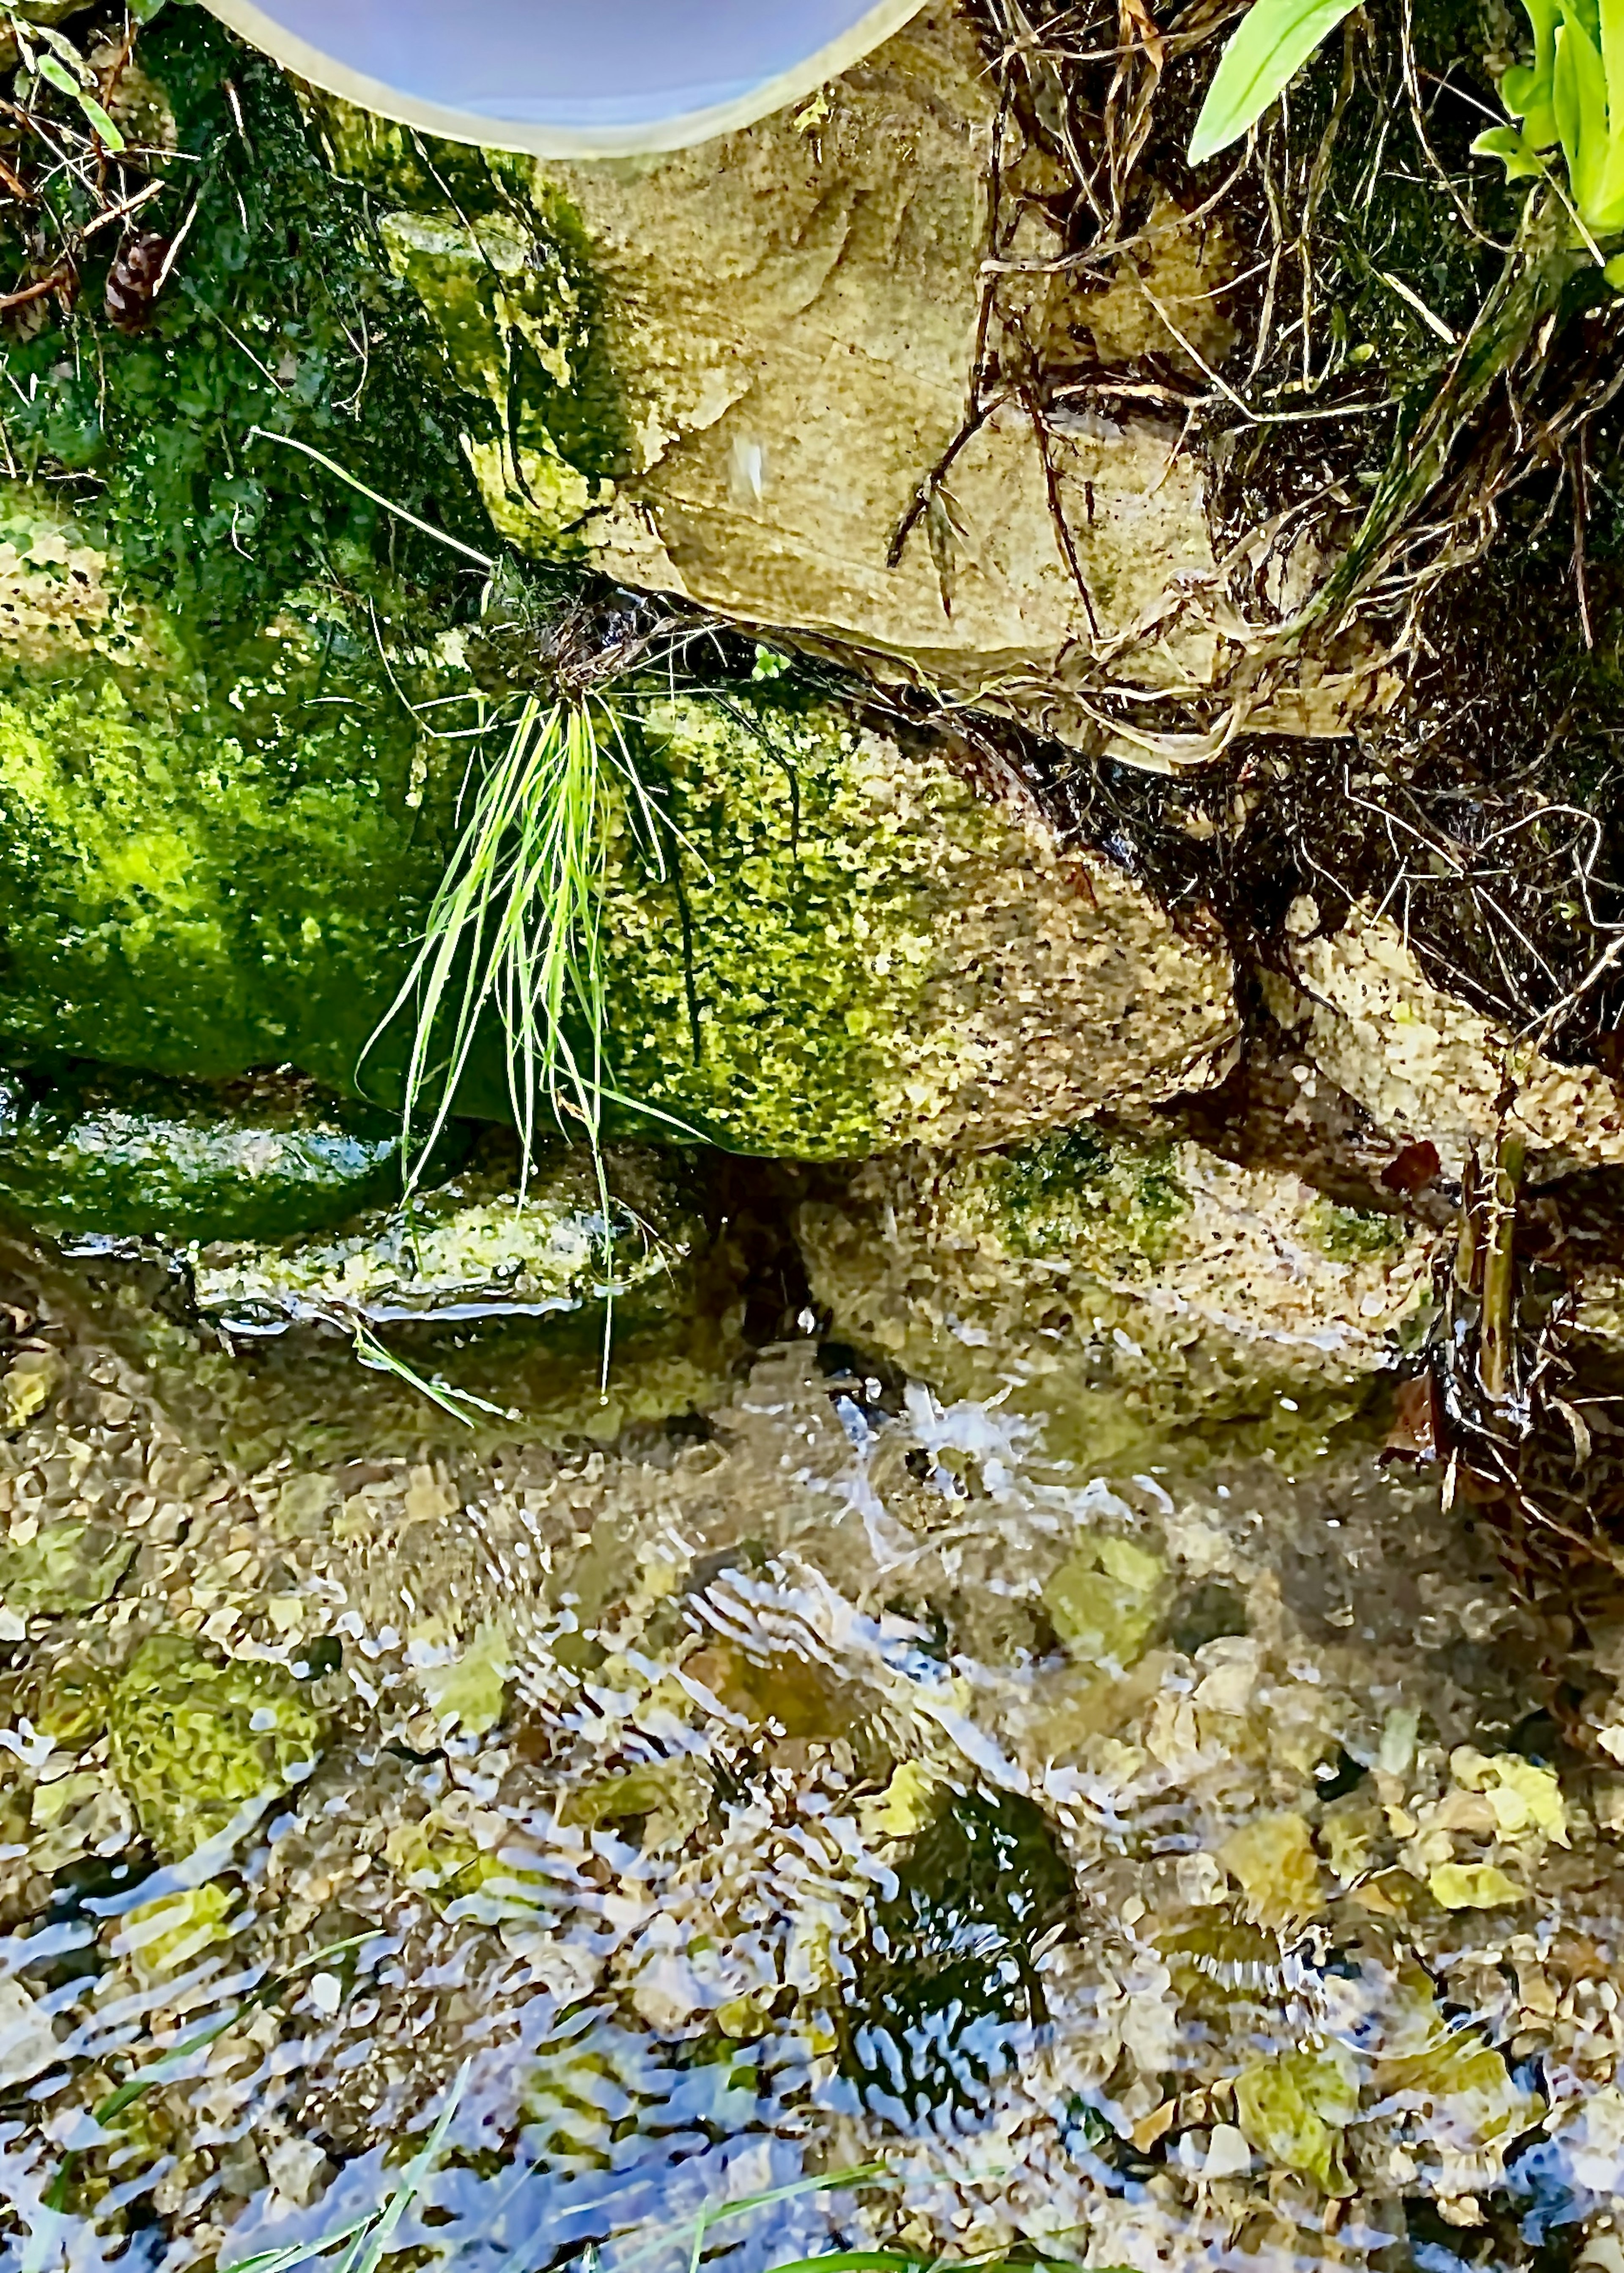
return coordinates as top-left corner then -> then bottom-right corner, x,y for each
0,1231 -> 1620,2273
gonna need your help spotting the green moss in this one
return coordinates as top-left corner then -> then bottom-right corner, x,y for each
0,493 -> 481,1104
985,1126 -> 1191,1264
1307,1199 -> 1410,1263
0,9 -> 493,639
602,692 -> 986,1157
107,1632 -> 324,1857
0,1065 -> 416,1243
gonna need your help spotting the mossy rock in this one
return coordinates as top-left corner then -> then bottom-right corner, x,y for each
107,1632 -> 324,1858
0,1064 -> 415,1245
189,1141 -> 703,1333
52,1143 -> 745,1466
0,1519 -> 134,1619
0,489 -> 1234,1164
0,11 -> 1237,1168
798,1123 -> 1437,1468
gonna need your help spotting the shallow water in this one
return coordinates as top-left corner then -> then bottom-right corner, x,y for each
0,1232 -> 1620,2273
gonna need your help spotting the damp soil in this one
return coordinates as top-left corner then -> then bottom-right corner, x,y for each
0,1202 -> 1622,2273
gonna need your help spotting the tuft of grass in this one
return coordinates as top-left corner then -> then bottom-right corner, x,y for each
365,689 -> 678,1391
371,694 -> 618,1198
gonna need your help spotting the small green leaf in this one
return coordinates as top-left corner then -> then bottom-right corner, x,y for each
1471,121 -> 1550,179
32,51 -> 77,97
74,90 -> 124,150
1187,0 -> 1363,163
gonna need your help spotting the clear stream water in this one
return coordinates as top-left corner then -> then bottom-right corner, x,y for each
0,1230 -> 1618,2273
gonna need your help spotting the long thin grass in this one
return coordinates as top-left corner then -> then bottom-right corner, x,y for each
366,691 -> 679,1392
373,695 -> 617,1200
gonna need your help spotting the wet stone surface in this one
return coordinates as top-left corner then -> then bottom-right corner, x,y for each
0,1223 -> 1620,2273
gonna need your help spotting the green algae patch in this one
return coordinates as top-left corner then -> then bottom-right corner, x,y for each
377,196 -> 628,557
1218,1811 -> 1325,1930
0,520 -> 471,1106
0,1346 -> 64,1433
601,692 -> 1234,1157
107,1633 -> 324,1857
1307,1198 -> 1411,1263
981,1125 -> 1192,1267
1235,2045 -> 1358,2194
0,1519 -> 134,1618
0,1066 -> 409,1245
1042,1534 -> 1168,1668
116,1882 -> 240,1978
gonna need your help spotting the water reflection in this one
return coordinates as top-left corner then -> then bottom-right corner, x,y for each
0,1261 -> 1620,2273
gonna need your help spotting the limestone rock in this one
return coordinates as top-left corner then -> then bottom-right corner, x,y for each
190,1145 -> 700,1335
1266,898 -> 1624,1178
322,10 -> 1369,752
798,1120 -> 1436,1462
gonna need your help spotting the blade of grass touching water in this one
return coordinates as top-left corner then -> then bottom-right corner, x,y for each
367,691 -> 659,1394
222,2059 -> 469,2273
351,1322 -> 520,1427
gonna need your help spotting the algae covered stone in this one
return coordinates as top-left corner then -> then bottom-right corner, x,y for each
189,1145 -> 693,1333
159,1146 -> 742,1461
0,1520 -> 134,1619
0,489 -> 1234,1160
798,1120 -> 1435,1463
606,695 -> 1237,1155
1042,1534 -> 1168,1668
108,1633 -> 324,1857
1235,2045 -> 1358,2193
0,1065 -> 407,1245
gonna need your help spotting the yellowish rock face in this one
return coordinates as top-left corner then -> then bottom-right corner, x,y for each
1268,896 -> 1624,1176
328,7 -> 1374,755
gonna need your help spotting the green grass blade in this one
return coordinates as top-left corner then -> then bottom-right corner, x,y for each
341,2059 -> 469,2273
246,427 -> 497,570
1188,0 -> 1363,161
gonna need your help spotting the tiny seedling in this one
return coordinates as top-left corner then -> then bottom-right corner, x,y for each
5,10 -> 126,149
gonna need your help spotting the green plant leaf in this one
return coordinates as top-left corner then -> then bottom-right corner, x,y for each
32,52 -> 78,96
1188,0 -> 1363,162
1555,12 -> 1611,220
1472,121 -> 1550,178
1503,0 -> 1562,142
1590,0 -> 1624,224
74,91 -> 125,149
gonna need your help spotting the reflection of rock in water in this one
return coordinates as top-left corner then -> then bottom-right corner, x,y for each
847,1787 -> 1073,2127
